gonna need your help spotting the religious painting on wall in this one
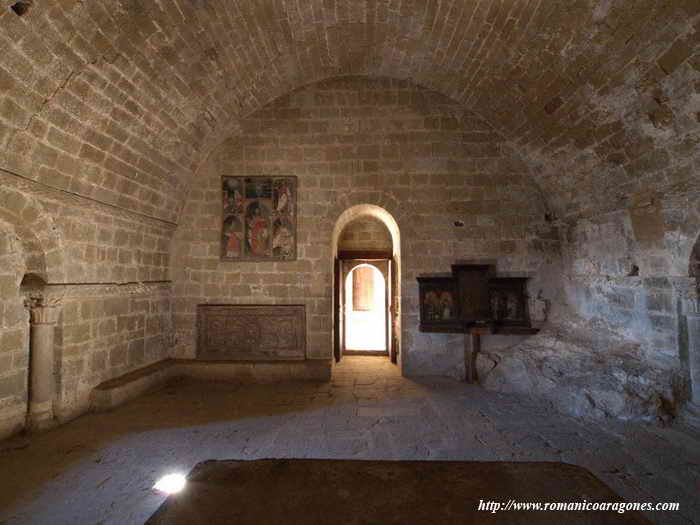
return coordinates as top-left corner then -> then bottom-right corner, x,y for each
221,176 -> 297,261
488,277 -> 529,327
417,276 -> 462,333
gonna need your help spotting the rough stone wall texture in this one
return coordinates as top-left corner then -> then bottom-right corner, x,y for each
0,2 -> 192,223
475,204 -> 698,421
477,191 -> 700,420
51,205 -> 172,284
172,76 -> 557,378
508,7 -> 700,223
0,223 -> 29,439
338,216 -> 392,253
560,192 -> 700,385
0,174 -> 174,438
691,239 -> 700,278
1,1 -> 697,224
0,0 -> 697,431
477,319 -> 683,421
562,211 -> 680,360
51,283 -> 173,422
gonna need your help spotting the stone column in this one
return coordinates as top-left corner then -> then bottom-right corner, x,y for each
26,296 -> 61,430
686,313 -> 700,405
677,280 -> 700,404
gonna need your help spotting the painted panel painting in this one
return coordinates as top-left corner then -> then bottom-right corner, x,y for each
222,176 -> 297,261
416,276 -> 462,333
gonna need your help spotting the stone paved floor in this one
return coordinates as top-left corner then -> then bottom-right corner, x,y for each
0,356 -> 698,525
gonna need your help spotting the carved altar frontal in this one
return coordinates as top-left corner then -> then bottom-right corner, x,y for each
197,305 -> 306,360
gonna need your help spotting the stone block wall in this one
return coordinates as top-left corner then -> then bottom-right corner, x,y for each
51,283 -> 173,422
339,216 -> 392,252
0,225 -> 28,439
562,199 -> 700,362
1,1 -> 697,236
553,195 -> 700,410
473,194 -> 699,420
52,207 -> 171,284
0,2 -> 195,225
0,173 -> 175,438
172,77 -> 558,379
0,0 -> 695,433
0,2 -> 191,439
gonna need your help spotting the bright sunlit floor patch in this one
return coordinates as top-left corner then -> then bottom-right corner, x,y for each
153,473 -> 187,494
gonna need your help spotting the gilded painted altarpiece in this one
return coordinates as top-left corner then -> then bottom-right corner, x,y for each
221,176 -> 297,261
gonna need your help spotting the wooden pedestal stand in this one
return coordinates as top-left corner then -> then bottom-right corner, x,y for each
464,323 -> 492,384
417,263 -> 538,385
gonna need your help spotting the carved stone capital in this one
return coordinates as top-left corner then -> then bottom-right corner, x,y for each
25,296 -> 62,325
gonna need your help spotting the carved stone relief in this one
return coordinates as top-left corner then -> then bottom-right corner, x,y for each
197,305 -> 306,360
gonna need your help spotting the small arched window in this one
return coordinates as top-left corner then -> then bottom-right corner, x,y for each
352,266 -> 376,311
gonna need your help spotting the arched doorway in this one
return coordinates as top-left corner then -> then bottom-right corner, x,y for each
331,205 -> 401,366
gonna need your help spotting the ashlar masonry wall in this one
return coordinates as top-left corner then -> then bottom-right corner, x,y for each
172,76 -> 556,379
0,223 -> 29,438
0,176 -> 175,439
338,216 -> 393,253
559,190 -> 700,405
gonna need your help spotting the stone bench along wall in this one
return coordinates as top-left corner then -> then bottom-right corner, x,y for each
51,282 -> 173,422
0,170 -> 175,438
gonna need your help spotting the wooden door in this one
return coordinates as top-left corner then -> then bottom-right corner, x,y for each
390,257 -> 399,363
385,260 -> 392,358
334,257 -> 342,362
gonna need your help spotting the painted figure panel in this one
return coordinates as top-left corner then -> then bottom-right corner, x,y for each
221,176 -> 297,261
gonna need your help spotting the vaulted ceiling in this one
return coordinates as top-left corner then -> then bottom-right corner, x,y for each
0,0 -> 698,222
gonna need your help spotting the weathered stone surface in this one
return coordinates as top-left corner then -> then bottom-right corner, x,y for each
173,77 -> 556,375
339,216 -> 392,253
0,1 -> 696,224
0,225 -> 28,440
0,0 -> 697,444
478,318 -> 682,421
